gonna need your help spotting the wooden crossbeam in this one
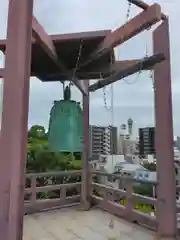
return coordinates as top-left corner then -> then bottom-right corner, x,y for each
0,20 -> 88,95
0,68 -> 4,78
29,59 -> 152,80
5,0 -> 88,95
127,0 -> 166,20
31,17 -> 88,95
7,0 -> 57,60
6,1 -> 57,60
89,53 -> 165,92
79,3 -> 161,69
32,17 -> 57,59
76,59 -> 152,78
109,59 -> 153,73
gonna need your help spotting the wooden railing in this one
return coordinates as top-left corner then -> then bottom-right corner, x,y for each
23,169 -> 180,232
91,171 -> 180,231
91,171 -> 158,230
24,170 -> 82,214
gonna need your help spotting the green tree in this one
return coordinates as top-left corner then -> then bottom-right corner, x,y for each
142,162 -> 156,171
28,125 -> 47,140
133,184 -> 154,197
26,125 -> 83,200
27,125 -> 82,173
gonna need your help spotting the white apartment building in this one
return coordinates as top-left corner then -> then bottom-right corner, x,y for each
118,133 -> 138,156
89,125 -> 118,156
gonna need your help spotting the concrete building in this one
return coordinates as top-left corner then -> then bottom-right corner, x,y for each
117,119 -> 139,156
89,125 -> 117,156
139,127 -> 155,158
134,169 -> 157,182
174,147 -> 180,161
175,136 -> 180,151
110,126 -> 118,154
118,133 -> 138,156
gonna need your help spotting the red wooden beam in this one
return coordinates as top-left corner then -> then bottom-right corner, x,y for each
76,59 -> 152,78
31,17 -> 88,95
110,59 -> 153,73
89,53 -> 165,92
81,80 -> 91,209
0,0 -> 33,238
0,59 -> 154,80
79,3 -> 161,68
127,0 -> 166,20
5,1 -> 87,95
8,0 -> 57,59
153,19 -> 177,239
32,17 -> 88,95
0,28 -> 88,95
32,17 -> 57,59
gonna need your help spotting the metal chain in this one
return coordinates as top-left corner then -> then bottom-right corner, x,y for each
126,0 -> 132,22
102,1 -> 132,109
121,0 -> 151,86
146,25 -> 155,92
149,70 -> 155,91
103,86 -> 111,112
123,56 -> 144,85
122,1 -> 152,85
69,39 -> 83,87
102,54 -> 114,112
102,53 -> 115,169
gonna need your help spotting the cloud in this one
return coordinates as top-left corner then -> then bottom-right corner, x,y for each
0,0 -> 180,135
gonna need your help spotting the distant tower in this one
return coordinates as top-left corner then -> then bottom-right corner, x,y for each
127,118 -> 133,136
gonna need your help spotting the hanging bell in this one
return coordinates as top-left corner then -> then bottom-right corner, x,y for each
48,85 -> 83,152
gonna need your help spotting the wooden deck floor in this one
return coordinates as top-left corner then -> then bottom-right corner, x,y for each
23,207 -> 155,240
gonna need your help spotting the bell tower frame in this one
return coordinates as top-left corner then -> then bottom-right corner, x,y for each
0,0 -> 177,239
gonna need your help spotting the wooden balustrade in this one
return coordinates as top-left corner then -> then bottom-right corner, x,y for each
91,171 -> 158,230
23,169 -> 180,232
24,170 -> 82,214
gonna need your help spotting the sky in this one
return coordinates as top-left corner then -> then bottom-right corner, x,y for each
0,0 -> 179,135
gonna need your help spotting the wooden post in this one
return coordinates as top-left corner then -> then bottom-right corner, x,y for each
0,0 -> 33,239
80,81 -> 90,210
153,19 -> 177,239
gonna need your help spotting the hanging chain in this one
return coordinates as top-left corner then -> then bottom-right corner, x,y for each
123,0 -> 145,85
126,0 -> 132,22
69,39 -> 83,87
149,70 -> 155,91
145,25 -> 155,92
102,54 -> 114,112
102,0 -> 132,110
103,85 -> 111,112
102,53 -> 115,164
122,1 -> 153,85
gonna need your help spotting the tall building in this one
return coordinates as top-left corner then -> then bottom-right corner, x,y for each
139,127 -> 155,158
89,125 -> 117,156
175,136 -> 180,151
110,126 -> 118,154
118,121 -> 138,156
127,118 -> 133,136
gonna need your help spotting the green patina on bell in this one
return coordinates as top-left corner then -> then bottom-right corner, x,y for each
48,86 -> 83,152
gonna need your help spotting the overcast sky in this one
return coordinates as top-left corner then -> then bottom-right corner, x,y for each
0,0 -> 179,136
